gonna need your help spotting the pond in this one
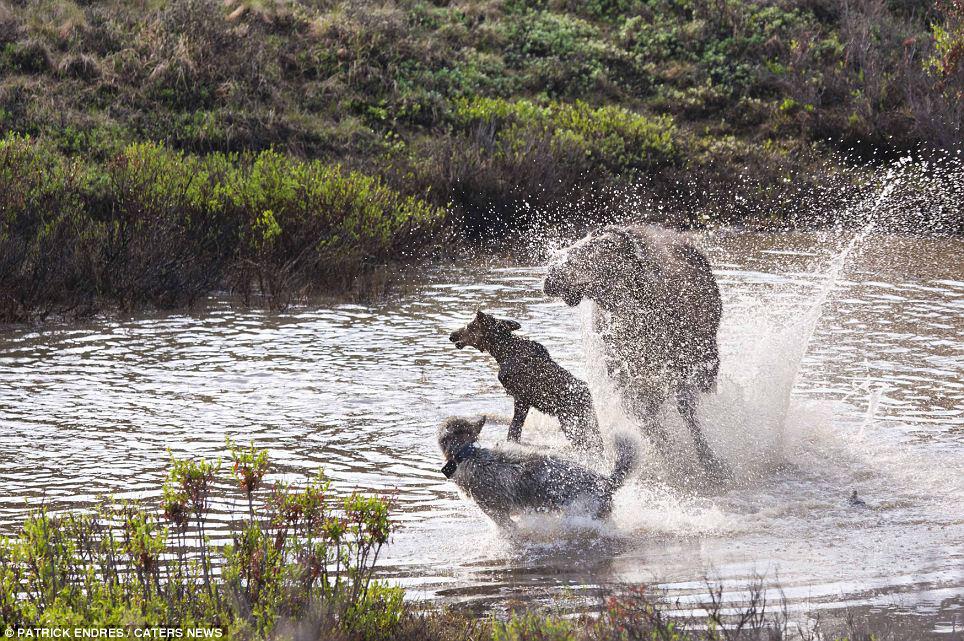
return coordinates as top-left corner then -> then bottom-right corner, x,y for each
0,230 -> 961,635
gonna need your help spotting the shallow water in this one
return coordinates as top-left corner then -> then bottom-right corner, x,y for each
0,231 -> 962,634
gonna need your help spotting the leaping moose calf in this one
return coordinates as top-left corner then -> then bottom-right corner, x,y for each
449,310 -> 603,453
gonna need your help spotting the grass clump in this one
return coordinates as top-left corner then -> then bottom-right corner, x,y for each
0,39 -> 53,74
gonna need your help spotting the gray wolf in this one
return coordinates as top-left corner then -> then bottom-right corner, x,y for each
543,224 -> 726,473
449,310 -> 602,452
437,415 -> 637,529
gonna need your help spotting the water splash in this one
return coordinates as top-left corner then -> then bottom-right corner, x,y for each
516,151 -> 964,533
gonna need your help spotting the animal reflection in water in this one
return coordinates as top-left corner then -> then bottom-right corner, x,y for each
443,224 -> 728,530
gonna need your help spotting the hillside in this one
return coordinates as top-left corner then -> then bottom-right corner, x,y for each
0,0 -> 961,318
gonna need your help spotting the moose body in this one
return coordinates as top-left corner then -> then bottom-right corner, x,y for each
543,224 -> 726,472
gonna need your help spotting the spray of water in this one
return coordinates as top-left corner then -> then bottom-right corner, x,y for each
509,149 -> 963,544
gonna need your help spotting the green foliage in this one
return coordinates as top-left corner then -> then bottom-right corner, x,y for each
0,0 -> 960,314
498,10 -> 618,96
227,438 -> 270,513
927,0 -> 964,91
0,135 -> 445,320
0,444 -> 398,637
452,97 -> 678,171
494,613 -> 578,641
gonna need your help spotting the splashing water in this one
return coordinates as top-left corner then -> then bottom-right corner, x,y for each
501,152 -> 964,607
0,153 -> 960,631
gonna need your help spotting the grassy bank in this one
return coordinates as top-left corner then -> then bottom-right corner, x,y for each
1,0 -> 961,217
0,0 -> 962,319
0,134 -> 444,321
0,442 -> 923,640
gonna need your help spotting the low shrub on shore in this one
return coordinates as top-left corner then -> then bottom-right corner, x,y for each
0,442 -> 399,637
388,97 -> 680,235
0,134 -> 445,321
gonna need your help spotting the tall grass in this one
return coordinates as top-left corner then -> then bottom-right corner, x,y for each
0,134 -> 445,321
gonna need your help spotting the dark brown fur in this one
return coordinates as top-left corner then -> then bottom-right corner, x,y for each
543,224 -> 726,473
449,311 -> 603,452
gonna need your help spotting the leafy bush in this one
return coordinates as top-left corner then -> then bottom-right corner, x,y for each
498,10 -> 631,97
0,134 -> 97,320
388,97 -> 678,235
0,444 -> 399,637
452,96 -> 678,171
0,135 -> 445,320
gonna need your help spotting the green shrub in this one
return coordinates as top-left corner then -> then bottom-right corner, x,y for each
494,613 -> 578,641
452,96 -> 678,171
0,135 -> 444,320
498,10 -> 628,96
619,14 -> 690,63
0,444 -> 398,636
0,134 -> 97,320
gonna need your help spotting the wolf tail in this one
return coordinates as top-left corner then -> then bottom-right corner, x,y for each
605,434 -> 638,498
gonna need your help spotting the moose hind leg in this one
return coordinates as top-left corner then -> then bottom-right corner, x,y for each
625,389 -> 667,447
676,384 -> 729,477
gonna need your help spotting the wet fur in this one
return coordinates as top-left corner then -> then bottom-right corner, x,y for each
543,224 -> 726,473
449,311 -> 603,452
438,416 -> 636,529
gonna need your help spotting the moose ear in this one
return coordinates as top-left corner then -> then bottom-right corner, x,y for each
475,309 -> 485,320
472,415 -> 486,434
500,320 -> 521,332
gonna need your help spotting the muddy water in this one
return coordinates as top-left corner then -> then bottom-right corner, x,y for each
0,231 -> 962,634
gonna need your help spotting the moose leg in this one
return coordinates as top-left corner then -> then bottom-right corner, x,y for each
626,390 -> 666,447
676,384 -> 728,476
507,398 -> 529,442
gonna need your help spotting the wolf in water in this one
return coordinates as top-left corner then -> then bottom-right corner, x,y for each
449,310 -> 602,452
437,415 -> 636,529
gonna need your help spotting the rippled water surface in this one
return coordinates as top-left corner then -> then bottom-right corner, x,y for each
1,231 -> 962,634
